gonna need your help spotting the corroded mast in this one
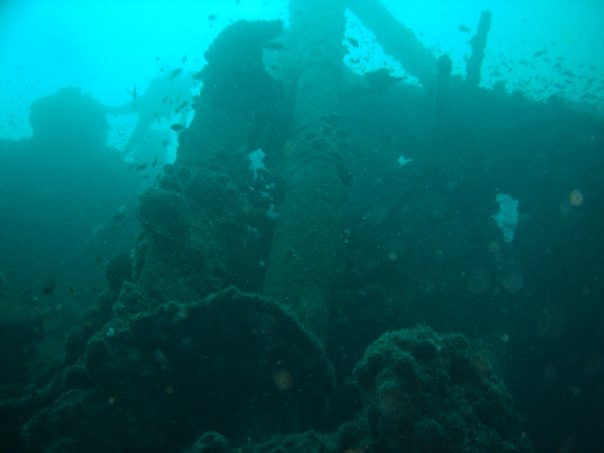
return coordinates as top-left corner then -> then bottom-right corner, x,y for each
263,0 -> 348,341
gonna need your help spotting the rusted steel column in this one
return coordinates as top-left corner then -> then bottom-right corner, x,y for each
263,0 -> 347,341
466,10 -> 492,88
348,0 -> 437,90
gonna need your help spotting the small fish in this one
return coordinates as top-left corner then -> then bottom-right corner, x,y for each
458,24 -> 471,33
208,13 -> 218,21
169,68 -> 183,81
534,49 -> 547,57
171,123 -> 185,132
192,70 -> 204,81
182,55 -> 187,64
128,86 -> 138,108
42,280 -> 57,295
136,163 -> 149,171
264,41 -> 285,51
174,101 -> 189,114
346,37 -> 359,48
152,156 -> 159,167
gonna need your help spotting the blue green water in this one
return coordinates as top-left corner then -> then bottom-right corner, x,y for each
0,2 -> 603,452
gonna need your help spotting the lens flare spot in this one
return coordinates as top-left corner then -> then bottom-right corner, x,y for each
273,369 -> 293,391
569,189 -> 584,207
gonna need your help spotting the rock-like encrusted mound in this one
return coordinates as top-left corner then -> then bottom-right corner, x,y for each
352,326 -> 533,452
22,287 -> 335,452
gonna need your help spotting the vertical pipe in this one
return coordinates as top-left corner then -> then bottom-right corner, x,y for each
263,0 -> 347,341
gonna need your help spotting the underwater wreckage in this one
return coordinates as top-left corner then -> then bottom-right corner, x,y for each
2,1 -> 604,452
